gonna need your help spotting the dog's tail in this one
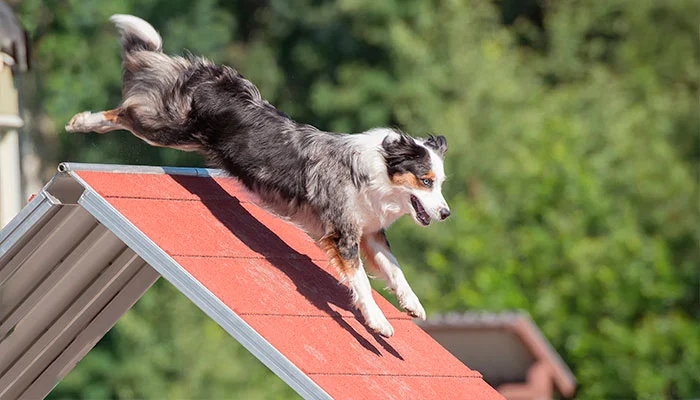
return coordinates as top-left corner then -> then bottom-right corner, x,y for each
109,14 -> 162,55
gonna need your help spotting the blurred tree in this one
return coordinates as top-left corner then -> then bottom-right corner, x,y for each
16,1 -> 299,398
48,281 -> 297,399
13,0 -> 699,398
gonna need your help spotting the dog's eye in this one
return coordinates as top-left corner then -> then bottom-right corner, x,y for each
421,178 -> 433,188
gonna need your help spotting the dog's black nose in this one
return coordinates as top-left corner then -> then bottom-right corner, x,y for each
439,208 -> 451,220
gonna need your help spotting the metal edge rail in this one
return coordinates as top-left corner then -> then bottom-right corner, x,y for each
57,162 -> 231,178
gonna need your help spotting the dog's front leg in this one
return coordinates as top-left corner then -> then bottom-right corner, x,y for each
360,230 -> 426,320
320,233 -> 394,337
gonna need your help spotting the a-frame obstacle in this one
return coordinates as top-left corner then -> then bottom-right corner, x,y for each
0,163 -> 503,399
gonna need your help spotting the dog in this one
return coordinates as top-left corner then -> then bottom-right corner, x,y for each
66,15 -> 450,337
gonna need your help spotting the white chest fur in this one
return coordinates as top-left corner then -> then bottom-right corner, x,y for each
349,130 -> 411,233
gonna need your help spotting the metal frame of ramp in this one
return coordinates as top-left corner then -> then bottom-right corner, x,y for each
0,163 -> 503,400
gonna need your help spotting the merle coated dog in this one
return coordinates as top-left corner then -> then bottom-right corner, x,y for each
66,15 -> 450,337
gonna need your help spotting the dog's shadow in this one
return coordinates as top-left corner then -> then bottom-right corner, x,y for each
172,175 -> 403,360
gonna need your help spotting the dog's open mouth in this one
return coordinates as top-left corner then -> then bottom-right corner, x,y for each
410,195 -> 431,226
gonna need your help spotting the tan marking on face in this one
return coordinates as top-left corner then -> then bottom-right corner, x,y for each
421,171 -> 436,182
391,172 -> 419,188
391,171 -> 434,191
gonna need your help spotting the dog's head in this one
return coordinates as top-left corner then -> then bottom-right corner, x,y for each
382,132 -> 450,226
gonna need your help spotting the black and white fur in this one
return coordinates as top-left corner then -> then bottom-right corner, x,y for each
66,15 -> 451,337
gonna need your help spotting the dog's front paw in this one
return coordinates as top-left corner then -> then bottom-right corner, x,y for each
362,307 -> 395,337
399,292 -> 426,320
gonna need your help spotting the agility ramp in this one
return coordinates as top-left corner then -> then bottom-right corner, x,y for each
0,163 -> 502,399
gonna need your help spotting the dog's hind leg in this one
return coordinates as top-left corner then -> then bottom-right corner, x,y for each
320,231 -> 394,337
361,230 -> 426,320
65,109 -> 127,134
66,107 -> 201,151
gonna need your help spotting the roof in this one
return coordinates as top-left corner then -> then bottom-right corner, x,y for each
418,311 -> 576,398
0,162 -> 504,400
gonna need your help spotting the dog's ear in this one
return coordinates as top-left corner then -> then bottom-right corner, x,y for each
424,134 -> 448,157
382,132 -> 427,175
382,133 -> 423,160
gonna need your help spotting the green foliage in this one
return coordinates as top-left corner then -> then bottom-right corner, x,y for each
48,281 -> 298,399
14,0 -> 699,398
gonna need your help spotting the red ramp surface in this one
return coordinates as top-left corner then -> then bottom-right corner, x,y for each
0,163 -> 503,400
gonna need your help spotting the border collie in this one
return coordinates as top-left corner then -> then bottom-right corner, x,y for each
66,15 -> 450,337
